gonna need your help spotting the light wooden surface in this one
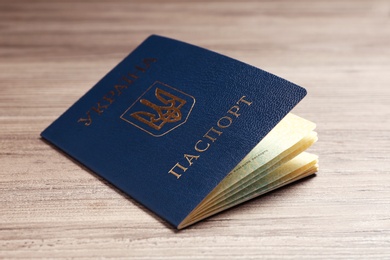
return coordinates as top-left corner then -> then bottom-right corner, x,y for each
1,0 -> 389,259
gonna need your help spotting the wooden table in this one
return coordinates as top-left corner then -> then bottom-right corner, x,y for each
1,0 -> 389,258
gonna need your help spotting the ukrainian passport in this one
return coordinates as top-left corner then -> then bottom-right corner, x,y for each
41,35 -> 318,229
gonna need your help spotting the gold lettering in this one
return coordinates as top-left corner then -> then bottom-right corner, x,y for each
236,96 -> 252,106
195,140 -> 210,152
91,102 -> 109,115
136,58 -> 157,72
78,57 -> 157,126
114,85 -> 128,96
103,91 -> 115,104
184,154 -> 199,166
77,111 -> 92,126
143,58 -> 157,67
122,76 -> 134,84
135,66 -> 146,72
227,105 -> 240,118
169,162 -> 188,179
217,116 -> 233,128
128,73 -> 138,79
203,127 -> 222,142
168,95 -> 253,179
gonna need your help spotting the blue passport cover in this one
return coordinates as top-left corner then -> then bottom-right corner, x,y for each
41,35 -> 307,228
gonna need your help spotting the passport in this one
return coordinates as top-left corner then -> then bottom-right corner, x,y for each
41,35 -> 318,229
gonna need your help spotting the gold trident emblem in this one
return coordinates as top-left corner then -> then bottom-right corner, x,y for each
130,88 -> 187,130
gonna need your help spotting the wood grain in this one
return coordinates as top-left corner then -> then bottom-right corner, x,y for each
1,0 -> 389,258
